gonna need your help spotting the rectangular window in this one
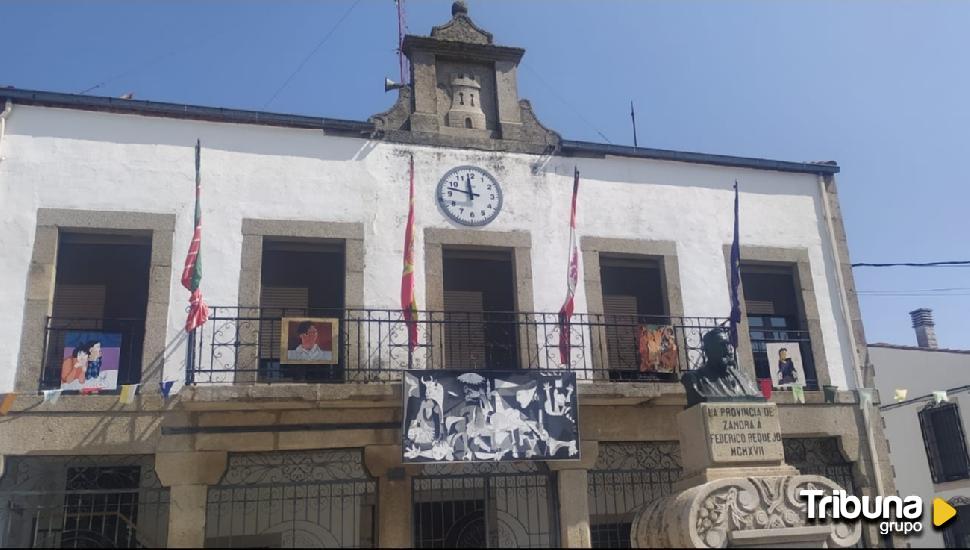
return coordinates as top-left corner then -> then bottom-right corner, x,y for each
919,402 -> 970,483
258,239 -> 345,382
599,256 -> 668,380
740,264 -> 817,388
43,232 -> 152,391
442,248 -> 518,370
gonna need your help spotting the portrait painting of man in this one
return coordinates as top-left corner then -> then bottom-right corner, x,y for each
280,317 -> 339,364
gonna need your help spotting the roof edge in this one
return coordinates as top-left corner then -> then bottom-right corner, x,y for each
561,140 -> 840,175
0,87 -> 375,135
0,87 -> 841,175
868,343 -> 970,355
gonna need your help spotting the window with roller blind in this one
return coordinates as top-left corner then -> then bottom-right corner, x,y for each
43,232 -> 152,390
599,256 -> 667,379
740,264 -> 818,388
442,248 -> 517,370
257,239 -> 344,382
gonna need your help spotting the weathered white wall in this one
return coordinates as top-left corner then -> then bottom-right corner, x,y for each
0,105 -> 856,393
871,346 -> 970,546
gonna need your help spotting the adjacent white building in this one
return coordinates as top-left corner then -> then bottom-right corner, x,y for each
871,309 -> 970,548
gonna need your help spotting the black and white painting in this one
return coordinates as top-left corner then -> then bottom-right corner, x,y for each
402,370 -> 580,463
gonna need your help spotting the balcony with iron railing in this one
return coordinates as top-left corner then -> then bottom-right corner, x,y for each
39,317 -> 146,393
183,307 -> 732,386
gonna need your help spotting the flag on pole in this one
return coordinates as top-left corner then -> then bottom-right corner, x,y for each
728,180 -> 742,349
791,383 -> 805,404
181,139 -> 210,333
401,154 -> 419,351
558,168 -> 581,365
0,393 -> 16,416
43,389 -> 62,405
933,390 -> 948,404
119,384 -> 139,405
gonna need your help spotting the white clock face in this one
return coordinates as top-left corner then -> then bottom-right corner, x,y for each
436,166 -> 503,226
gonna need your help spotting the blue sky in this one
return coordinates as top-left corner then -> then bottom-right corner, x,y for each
4,1 -> 968,348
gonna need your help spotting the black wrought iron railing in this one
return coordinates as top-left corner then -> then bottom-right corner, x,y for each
40,317 -> 146,392
185,307 -> 731,385
749,328 -> 818,390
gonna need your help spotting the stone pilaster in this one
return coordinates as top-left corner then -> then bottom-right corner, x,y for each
155,451 -> 228,548
365,445 -> 418,548
549,441 -> 599,548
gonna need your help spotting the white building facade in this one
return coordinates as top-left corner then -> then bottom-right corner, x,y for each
0,4 -> 895,548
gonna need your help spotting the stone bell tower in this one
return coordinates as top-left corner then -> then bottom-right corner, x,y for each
446,72 -> 486,130
370,0 -> 559,154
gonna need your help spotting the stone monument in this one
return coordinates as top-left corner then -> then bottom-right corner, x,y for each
630,328 -> 861,548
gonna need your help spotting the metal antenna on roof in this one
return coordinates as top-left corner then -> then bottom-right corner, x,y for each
395,0 -> 409,84
630,100 -> 639,148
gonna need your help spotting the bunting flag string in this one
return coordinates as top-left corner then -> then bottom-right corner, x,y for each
43,389 -> 63,405
858,387 -> 875,410
894,388 -> 909,402
160,380 -> 175,399
119,384 -> 139,405
0,393 -> 16,416
791,383 -> 806,404
933,390 -> 948,404
758,379 -> 772,400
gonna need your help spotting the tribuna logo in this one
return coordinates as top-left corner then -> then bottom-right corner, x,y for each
801,489 -> 923,535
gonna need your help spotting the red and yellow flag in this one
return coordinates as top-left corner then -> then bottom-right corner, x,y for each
401,155 -> 419,350
558,168 -> 580,365
181,140 -> 210,333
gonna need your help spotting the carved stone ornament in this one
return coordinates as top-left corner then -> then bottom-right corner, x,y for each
631,474 -> 861,548
431,1 -> 494,45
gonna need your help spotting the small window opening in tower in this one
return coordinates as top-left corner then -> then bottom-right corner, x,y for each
459,92 -> 465,106
465,118 -> 473,129
470,93 -> 475,107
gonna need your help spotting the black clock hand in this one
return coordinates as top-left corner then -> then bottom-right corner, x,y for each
464,175 -> 480,199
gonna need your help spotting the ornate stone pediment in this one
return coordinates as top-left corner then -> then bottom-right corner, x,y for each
431,1 -> 493,45
631,474 -> 861,548
369,1 -> 560,155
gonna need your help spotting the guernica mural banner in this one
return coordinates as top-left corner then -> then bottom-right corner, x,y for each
402,370 -> 580,463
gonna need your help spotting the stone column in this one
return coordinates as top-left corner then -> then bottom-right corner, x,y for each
365,445 -> 418,548
548,441 -> 599,549
155,451 -> 228,548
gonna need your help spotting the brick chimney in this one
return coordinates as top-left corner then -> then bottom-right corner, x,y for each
909,308 -> 938,349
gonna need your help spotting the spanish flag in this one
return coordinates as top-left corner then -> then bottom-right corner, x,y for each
401,155 -> 419,351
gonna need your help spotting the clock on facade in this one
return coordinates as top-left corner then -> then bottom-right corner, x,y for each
436,166 -> 503,226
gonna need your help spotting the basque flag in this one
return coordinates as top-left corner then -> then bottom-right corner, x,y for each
181,140 -> 210,333
558,168 -> 581,365
728,180 -> 742,349
401,155 -> 419,351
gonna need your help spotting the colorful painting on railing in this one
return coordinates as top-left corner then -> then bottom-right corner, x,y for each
766,342 -> 806,388
60,331 -> 122,392
637,325 -> 679,374
280,317 -> 339,365
402,370 -> 580,463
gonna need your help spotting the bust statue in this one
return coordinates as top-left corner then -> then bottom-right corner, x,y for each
680,328 -> 762,407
